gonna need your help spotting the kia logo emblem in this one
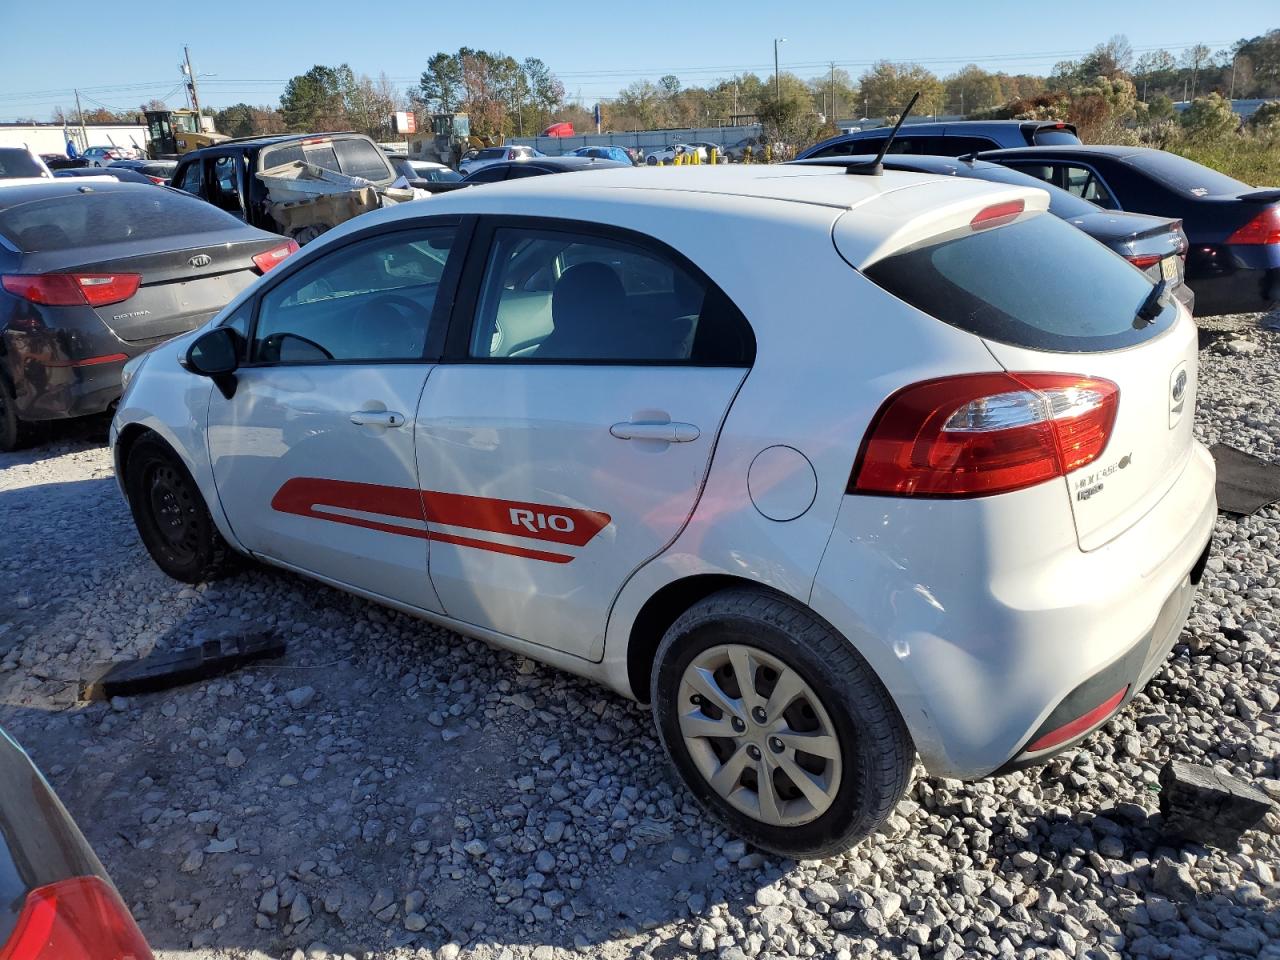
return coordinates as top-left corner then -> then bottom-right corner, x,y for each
1172,370 -> 1187,403
188,254 -> 211,268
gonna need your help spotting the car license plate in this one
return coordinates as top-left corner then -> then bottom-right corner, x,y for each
1160,256 -> 1178,282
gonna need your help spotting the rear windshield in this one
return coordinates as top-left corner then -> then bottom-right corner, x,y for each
260,138 -> 391,183
863,212 -> 1174,352
1031,127 -> 1081,146
0,189 -> 242,251
1123,150 -> 1250,198
0,149 -> 46,179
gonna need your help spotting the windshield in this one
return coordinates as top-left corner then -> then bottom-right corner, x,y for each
1124,150 -> 1251,198
863,212 -> 1174,352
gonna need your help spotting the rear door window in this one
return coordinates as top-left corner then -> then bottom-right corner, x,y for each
862,211 -> 1174,352
469,226 -> 754,364
1058,164 -> 1116,207
809,137 -> 884,158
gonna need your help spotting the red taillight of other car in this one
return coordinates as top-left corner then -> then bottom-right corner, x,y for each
1,274 -> 141,307
1125,254 -> 1162,269
252,240 -> 299,274
1227,206 -> 1280,245
0,876 -> 153,960
851,372 -> 1120,498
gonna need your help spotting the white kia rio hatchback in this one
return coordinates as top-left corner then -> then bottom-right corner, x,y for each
112,164 -> 1215,858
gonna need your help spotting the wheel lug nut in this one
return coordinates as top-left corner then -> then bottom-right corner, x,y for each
731,717 -> 746,733
690,694 -> 702,705
751,707 -> 767,723
746,745 -> 761,760
769,737 -> 784,754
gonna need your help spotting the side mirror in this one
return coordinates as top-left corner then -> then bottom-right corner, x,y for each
183,326 -> 242,398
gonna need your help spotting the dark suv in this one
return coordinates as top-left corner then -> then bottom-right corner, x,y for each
170,132 -> 398,233
797,120 -> 1080,161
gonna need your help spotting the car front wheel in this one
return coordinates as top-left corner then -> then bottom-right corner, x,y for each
652,588 -> 913,859
123,434 -> 238,583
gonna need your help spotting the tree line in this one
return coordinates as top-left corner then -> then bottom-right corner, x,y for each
37,29 -> 1280,151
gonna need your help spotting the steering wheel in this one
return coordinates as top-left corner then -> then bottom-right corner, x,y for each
355,294 -> 426,358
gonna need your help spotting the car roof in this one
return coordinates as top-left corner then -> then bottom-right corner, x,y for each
0,178 -> 144,212
182,131 -> 361,156
978,144 -> 1152,160
501,156 -> 631,171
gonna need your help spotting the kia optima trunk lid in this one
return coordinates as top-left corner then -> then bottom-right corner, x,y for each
848,190 -> 1196,550
32,236 -> 278,341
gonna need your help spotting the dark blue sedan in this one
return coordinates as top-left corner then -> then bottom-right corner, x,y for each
978,146 -> 1280,316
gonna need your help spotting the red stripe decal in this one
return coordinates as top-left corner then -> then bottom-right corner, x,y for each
421,490 -> 610,546
270,477 -> 609,563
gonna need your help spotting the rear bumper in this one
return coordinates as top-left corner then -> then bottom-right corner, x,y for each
1185,244 -> 1280,316
4,349 -> 129,421
811,441 -> 1218,779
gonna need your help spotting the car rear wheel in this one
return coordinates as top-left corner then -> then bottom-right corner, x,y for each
124,435 -> 237,583
652,588 -> 913,859
0,378 -> 33,452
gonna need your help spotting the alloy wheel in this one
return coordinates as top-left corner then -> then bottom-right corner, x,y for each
677,644 -> 842,827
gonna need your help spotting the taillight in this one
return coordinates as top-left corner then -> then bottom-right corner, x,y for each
0,876 -> 153,960
1,274 -> 140,307
252,240 -> 299,273
851,372 -> 1119,498
146,176 -> 165,184
1227,206 -> 1280,245
970,199 -> 1025,230
1125,254 -> 1162,269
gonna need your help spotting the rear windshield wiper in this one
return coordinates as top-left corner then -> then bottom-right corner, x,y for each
1135,278 -> 1172,328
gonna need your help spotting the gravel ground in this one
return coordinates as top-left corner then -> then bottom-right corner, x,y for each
1,312 -> 1278,960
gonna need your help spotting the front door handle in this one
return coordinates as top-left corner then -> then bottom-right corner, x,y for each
610,420 -> 700,443
350,410 -> 405,428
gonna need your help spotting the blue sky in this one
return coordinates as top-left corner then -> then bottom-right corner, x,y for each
0,1 -> 1275,121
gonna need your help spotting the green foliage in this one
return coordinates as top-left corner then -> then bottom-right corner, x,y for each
280,65 -> 348,131
858,61 -> 945,120
1246,99 -> 1280,137
1181,93 -> 1238,141
1171,137 -> 1280,186
756,86 -> 825,159
1146,95 -> 1176,123
945,65 -> 1003,117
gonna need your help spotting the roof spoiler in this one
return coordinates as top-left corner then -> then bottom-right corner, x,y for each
1239,189 -> 1280,203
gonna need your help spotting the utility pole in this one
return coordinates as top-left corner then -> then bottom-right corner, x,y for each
773,38 -> 787,100
830,62 -> 837,124
1229,54 -> 1238,100
74,88 -> 86,151
183,45 -> 203,116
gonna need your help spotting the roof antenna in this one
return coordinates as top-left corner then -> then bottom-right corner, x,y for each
846,91 -> 920,176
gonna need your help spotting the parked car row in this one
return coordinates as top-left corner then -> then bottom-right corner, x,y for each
796,120 -> 1279,316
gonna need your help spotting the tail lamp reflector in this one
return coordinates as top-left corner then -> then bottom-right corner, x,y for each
851,373 -> 1120,498
1125,254 -> 1162,269
0,875 -> 153,960
1027,686 -> 1129,752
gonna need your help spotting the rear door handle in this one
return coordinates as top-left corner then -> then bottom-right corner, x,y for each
610,421 -> 700,443
350,410 -> 405,428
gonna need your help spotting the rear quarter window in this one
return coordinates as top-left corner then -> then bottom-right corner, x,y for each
863,212 -> 1174,352
0,189 -> 243,251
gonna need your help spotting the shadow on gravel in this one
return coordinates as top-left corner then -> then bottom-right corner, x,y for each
0,546 -> 784,958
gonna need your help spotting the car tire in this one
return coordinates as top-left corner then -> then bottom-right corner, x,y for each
124,434 -> 238,583
0,377 -> 32,452
651,588 -> 913,859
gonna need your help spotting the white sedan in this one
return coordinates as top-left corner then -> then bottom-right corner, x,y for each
645,143 -> 707,165
111,164 -> 1215,857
